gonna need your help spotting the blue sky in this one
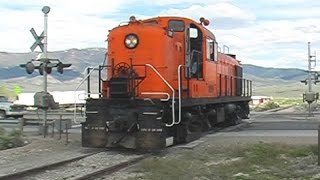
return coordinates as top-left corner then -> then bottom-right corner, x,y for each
0,0 -> 320,69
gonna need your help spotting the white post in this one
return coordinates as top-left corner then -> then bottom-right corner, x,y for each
42,6 -> 50,137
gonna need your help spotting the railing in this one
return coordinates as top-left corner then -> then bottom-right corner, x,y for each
85,66 -> 104,98
145,64 -> 176,127
85,61 -> 147,99
84,62 -> 177,127
141,92 -> 170,101
177,65 -> 188,125
242,78 -> 252,96
0,110 -> 77,144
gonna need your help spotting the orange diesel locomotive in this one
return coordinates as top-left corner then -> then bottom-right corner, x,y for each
82,16 -> 252,150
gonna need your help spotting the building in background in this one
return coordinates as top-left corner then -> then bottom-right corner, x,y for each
251,96 -> 273,106
14,91 -> 90,107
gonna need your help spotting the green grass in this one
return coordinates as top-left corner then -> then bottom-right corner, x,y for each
252,101 -> 280,111
0,84 -> 17,100
213,143 -> 318,179
253,82 -> 306,98
252,98 -> 306,112
273,97 -> 303,106
134,143 -> 319,180
272,97 -> 319,112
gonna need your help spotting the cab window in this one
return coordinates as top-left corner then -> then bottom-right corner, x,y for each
206,38 -> 218,61
168,20 -> 185,32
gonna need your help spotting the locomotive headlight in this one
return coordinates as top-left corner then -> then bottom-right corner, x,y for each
124,34 -> 139,49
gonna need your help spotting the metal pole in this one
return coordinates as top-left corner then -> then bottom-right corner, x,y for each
43,8 -> 49,137
66,122 -> 69,145
308,42 -> 312,92
87,67 -> 91,98
318,124 -> 320,166
59,115 -> 62,140
98,66 -> 102,98
307,42 -> 312,117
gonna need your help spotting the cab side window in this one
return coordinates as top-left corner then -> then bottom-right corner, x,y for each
168,20 -> 185,32
206,39 -> 218,61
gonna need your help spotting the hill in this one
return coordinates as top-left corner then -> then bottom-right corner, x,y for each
243,64 -> 307,81
0,48 -> 105,92
243,65 -> 310,97
0,48 -> 312,97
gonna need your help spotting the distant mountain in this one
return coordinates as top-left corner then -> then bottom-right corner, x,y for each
0,48 -> 106,92
243,64 -> 307,81
0,48 -> 106,81
0,48 -> 310,96
242,64 -> 310,97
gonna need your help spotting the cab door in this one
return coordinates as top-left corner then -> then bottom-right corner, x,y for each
186,24 -> 203,79
185,24 -> 207,97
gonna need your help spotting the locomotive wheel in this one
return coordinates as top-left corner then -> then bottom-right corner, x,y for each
181,115 -> 203,143
201,114 -> 212,131
227,113 -> 241,126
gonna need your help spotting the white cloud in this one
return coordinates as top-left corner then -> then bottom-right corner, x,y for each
0,0 -> 130,52
0,0 -> 320,70
145,0 -> 231,6
161,2 -> 256,28
214,18 -> 320,69
45,0 -> 130,15
266,7 -> 320,19
158,2 -> 319,69
254,0 -> 315,5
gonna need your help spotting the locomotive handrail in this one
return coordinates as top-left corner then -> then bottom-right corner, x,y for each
177,64 -> 188,125
73,66 -> 101,124
141,92 -> 170,101
145,64 -> 176,127
223,45 -> 230,54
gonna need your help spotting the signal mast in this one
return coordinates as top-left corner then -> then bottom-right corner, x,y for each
302,42 -> 319,116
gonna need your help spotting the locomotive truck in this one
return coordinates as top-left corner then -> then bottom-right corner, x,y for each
82,16 -> 252,150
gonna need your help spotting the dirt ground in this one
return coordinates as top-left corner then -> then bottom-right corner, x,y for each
0,132 -> 89,177
0,118 -> 318,179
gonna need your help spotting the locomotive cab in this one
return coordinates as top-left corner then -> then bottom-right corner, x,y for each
82,16 -> 252,150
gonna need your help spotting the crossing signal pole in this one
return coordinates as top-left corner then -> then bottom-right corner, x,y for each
42,6 -> 49,138
20,6 -> 71,137
302,42 -> 319,116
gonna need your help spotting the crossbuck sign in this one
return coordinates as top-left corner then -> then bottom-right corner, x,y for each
30,28 -> 44,52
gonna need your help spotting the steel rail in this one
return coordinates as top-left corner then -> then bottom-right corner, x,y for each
73,154 -> 149,180
0,152 -> 99,180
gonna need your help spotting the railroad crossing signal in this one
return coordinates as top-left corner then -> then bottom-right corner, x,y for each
20,58 -> 71,75
30,28 -> 44,52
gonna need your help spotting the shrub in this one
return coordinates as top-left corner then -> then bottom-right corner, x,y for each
0,127 -> 24,150
253,101 -> 280,111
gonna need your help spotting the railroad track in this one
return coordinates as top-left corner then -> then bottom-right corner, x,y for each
0,121 -> 249,180
74,154 -> 148,180
0,151 -> 148,180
